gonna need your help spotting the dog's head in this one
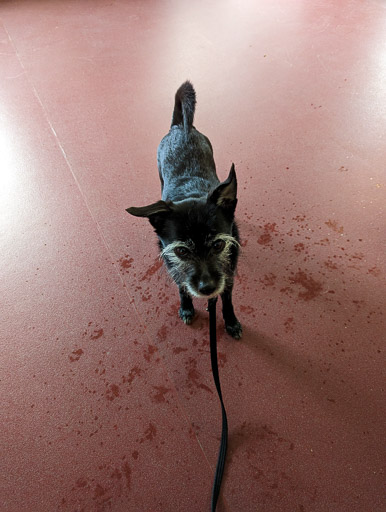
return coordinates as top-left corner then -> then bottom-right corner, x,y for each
126,165 -> 239,298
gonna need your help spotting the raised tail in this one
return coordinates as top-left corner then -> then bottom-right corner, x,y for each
171,81 -> 196,137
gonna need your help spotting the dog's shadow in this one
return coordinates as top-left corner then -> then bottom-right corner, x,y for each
227,322 -> 378,456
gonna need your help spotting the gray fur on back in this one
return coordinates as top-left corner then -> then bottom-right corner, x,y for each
157,125 -> 220,203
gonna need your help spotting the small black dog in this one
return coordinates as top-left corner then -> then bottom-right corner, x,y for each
127,81 -> 242,339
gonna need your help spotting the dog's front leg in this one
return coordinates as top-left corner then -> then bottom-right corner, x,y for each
221,286 -> 242,339
179,287 -> 195,325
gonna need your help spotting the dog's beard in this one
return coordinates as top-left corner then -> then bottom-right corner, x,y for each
184,275 -> 226,299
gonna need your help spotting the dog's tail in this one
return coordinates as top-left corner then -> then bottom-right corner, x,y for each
171,81 -> 196,137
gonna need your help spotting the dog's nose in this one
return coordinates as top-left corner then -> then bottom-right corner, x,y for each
198,281 -> 217,296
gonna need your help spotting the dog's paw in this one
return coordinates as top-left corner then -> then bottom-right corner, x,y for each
179,307 -> 195,325
225,321 -> 242,340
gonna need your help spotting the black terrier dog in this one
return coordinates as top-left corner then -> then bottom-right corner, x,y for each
126,81 -> 242,339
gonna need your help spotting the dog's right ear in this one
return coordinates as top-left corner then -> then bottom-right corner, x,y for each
126,200 -> 172,218
126,200 -> 173,230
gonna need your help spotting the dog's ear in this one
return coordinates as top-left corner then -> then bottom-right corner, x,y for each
126,200 -> 173,230
126,200 -> 172,218
208,163 -> 237,211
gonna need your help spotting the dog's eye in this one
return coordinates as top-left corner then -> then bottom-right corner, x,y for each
213,240 -> 226,253
174,246 -> 189,258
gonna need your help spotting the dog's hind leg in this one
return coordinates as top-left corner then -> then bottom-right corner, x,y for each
178,287 -> 195,325
221,286 -> 242,339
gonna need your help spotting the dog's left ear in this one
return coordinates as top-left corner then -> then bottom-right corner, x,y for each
208,163 -> 237,211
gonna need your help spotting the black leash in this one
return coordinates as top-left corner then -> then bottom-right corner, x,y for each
208,297 -> 228,511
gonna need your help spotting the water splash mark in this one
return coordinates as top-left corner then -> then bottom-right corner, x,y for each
140,259 -> 163,281
122,366 -> 143,387
258,222 -> 278,246
294,243 -> 305,253
157,324 -> 168,342
289,271 -> 323,301
259,273 -> 277,287
152,385 -> 172,403
75,477 -> 88,488
315,238 -> 330,246
93,483 -> 113,507
368,266 -> 381,277
119,255 -> 134,272
325,220 -> 344,234
186,357 -> 213,394
122,462 -> 131,489
106,384 -> 120,401
173,346 -> 188,354
90,328 -> 104,340
218,352 -> 227,368
69,348 -> 84,362
110,468 -> 122,481
284,317 -> 295,333
138,423 -> 157,443
324,258 -> 338,270
240,305 -> 255,315
144,344 -> 157,362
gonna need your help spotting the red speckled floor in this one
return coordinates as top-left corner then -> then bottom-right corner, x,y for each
1,1 -> 385,511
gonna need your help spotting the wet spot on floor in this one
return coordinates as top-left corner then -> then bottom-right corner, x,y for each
240,305 -> 255,315
284,317 -> 295,333
93,484 -> 106,499
324,258 -> 338,270
218,352 -> 227,368
368,266 -> 381,277
139,423 -> 157,443
122,462 -> 131,489
315,238 -> 330,246
144,344 -> 157,362
325,220 -> 344,234
352,300 -> 365,311
69,348 -> 84,362
259,273 -> 277,287
106,384 -> 120,401
157,324 -> 168,342
289,271 -> 323,300
122,366 -> 142,387
76,477 -> 88,488
152,385 -> 171,403
119,255 -> 134,271
90,328 -> 104,340
294,243 -> 305,253
258,223 -> 278,246
186,357 -> 213,394
140,259 -> 163,281
173,346 -> 188,354
110,468 -> 122,480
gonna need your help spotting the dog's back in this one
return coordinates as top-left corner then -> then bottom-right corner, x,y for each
157,81 -> 220,203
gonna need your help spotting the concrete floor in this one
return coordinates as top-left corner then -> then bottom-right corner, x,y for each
1,1 -> 385,511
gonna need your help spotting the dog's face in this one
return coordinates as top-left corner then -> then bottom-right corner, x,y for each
127,166 -> 239,299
